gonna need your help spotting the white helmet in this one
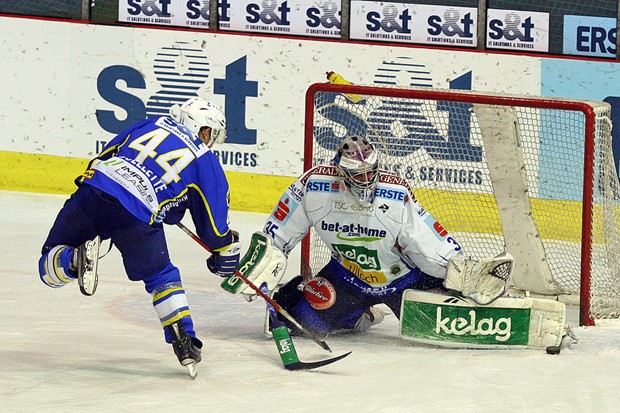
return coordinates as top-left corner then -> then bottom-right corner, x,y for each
332,135 -> 380,205
169,97 -> 226,147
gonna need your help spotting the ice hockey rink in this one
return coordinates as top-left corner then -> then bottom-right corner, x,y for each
2,190 -> 619,413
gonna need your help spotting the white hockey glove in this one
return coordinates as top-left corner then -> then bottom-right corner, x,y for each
444,251 -> 514,305
207,231 -> 241,278
220,232 -> 287,301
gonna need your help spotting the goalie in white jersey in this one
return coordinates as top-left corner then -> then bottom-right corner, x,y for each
226,135 -> 570,349
231,135 -> 470,336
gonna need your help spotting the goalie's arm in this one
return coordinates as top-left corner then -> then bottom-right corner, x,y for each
396,195 -> 463,279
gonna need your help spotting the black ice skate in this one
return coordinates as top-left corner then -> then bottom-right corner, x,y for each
169,322 -> 203,379
74,236 -> 101,296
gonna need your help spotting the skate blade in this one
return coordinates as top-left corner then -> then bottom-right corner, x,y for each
78,236 -> 100,296
187,363 -> 198,379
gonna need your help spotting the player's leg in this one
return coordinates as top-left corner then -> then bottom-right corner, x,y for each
38,186 -> 101,291
273,268 -> 380,337
383,272 -> 445,318
111,220 -> 202,366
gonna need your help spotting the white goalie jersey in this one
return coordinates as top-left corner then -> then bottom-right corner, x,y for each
263,165 -> 463,288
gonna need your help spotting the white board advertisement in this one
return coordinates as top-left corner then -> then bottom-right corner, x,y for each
117,0 -> 341,37
486,9 -> 549,52
1,16 -> 539,178
349,1 -> 477,47
227,0 -> 341,38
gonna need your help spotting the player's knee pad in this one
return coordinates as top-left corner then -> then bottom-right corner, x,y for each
38,245 -> 76,288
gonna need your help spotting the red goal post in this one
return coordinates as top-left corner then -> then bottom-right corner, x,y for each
303,82 -> 620,326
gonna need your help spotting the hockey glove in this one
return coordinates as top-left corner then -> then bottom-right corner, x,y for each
207,232 -> 241,278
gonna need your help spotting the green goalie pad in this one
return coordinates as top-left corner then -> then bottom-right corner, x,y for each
399,290 -> 566,349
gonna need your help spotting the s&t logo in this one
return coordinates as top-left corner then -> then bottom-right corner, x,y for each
126,0 -> 172,17
96,42 -> 258,146
366,4 -> 412,34
489,12 -> 534,42
306,0 -> 341,33
427,9 -> 474,41
246,0 -> 291,27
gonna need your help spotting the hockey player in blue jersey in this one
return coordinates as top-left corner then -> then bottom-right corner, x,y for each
38,97 -> 240,376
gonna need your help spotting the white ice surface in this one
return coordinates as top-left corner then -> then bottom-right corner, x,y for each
1,190 -> 620,412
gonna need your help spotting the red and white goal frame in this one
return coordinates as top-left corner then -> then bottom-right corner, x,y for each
303,82 -> 620,326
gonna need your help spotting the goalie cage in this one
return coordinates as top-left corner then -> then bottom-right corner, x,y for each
302,81 -> 620,326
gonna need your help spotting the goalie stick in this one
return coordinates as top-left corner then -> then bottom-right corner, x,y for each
175,222 -> 333,353
260,285 -> 352,370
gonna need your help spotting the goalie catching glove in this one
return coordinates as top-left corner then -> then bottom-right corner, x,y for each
221,232 -> 287,301
444,251 -> 514,305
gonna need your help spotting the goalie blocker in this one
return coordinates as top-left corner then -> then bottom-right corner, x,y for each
399,290 -> 567,349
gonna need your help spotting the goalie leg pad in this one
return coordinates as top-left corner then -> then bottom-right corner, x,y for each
399,290 -> 566,349
220,232 -> 287,298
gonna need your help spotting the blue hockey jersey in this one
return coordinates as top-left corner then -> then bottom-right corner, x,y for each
77,116 -> 234,251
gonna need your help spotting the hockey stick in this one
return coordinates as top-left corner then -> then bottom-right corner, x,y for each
175,222 -> 333,352
260,285 -> 351,370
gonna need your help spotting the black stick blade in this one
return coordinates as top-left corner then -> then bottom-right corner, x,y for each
285,351 -> 352,371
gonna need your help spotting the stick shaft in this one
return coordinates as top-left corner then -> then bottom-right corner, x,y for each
176,222 -> 331,352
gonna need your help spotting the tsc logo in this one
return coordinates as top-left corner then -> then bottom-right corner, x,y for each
306,0 -> 340,29
366,4 -> 412,34
127,0 -> 171,17
246,0 -> 291,25
488,12 -> 534,42
427,9 -> 474,38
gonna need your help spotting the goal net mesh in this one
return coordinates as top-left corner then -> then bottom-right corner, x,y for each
304,83 -> 620,325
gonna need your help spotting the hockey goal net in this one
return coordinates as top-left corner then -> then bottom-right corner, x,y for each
303,82 -> 620,326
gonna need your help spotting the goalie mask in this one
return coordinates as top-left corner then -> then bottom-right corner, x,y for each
333,135 -> 380,205
170,97 -> 227,147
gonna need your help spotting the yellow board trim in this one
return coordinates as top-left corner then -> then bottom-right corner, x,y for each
0,151 -> 291,214
4,150 -> 613,243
